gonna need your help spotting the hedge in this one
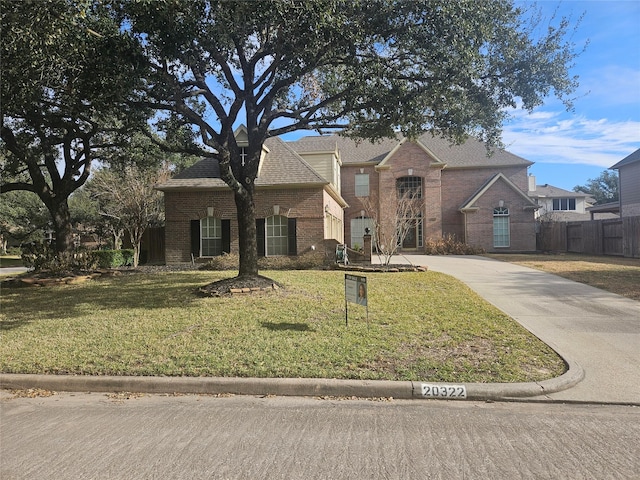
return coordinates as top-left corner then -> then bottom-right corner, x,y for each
91,249 -> 135,268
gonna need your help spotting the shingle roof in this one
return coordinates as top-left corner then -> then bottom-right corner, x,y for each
610,148 -> 640,169
289,133 -> 532,168
530,184 -> 588,198
156,137 -> 327,191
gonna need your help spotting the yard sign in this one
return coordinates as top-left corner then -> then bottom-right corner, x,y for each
344,274 -> 368,326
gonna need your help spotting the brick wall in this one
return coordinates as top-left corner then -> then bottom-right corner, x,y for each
341,143 -> 443,249
164,187 -> 327,263
441,166 -> 528,242
462,178 -> 536,252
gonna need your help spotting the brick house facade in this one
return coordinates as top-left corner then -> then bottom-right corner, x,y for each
157,129 -> 538,263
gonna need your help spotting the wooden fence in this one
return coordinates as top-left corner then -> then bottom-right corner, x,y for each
538,216 -> 640,258
141,227 -> 165,264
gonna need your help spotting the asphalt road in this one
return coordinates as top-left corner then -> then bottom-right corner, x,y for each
1,392 -> 638,480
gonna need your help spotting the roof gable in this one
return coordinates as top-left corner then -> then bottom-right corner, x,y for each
459,173 -> 538,212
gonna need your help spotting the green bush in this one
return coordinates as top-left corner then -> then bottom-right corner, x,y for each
20,242 -> 98,273
91,249 -> 135,268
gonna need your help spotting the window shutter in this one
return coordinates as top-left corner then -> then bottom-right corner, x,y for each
190,220 -> 200,257
221,220 -> 231,253
256,219 -> 266,257
287,218 -> 297,255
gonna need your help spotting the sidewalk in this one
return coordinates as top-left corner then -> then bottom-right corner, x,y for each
2,256 -> 638,404
395,255 -> 640,405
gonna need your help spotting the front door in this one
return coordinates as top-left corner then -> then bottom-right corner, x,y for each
402,220 -> 417,248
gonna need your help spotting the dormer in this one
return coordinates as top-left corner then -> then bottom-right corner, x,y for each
295,142 -> 342,192
234,124 -> 269,177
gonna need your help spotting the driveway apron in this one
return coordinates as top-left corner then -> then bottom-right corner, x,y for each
391,255 -> 640,404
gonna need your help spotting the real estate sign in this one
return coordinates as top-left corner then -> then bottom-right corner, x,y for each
345,274 -> 367,306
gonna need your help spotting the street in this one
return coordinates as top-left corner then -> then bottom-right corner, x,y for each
1,392 -> 638,479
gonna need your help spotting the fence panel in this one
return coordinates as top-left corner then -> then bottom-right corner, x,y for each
537,216 -> 639,258
602,220 -> 623,256
566,223 -> 583,253
622,216 -> 640,258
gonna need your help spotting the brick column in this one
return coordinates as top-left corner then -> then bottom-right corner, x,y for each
363,233 -> 372,262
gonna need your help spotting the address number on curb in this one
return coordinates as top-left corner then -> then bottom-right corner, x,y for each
421,383 -> 467,399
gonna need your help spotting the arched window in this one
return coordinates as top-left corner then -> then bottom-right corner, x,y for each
266,215 -> 289,256
493,207 -> 510,247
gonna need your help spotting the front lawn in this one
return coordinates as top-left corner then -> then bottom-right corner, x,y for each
0,270 -> 565,383
486,253 -> 640,301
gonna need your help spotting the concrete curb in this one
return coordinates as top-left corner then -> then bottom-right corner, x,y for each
0,357 -> 584,402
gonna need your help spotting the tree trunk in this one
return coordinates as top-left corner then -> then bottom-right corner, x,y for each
49,200 -> 73,258
235,189 -> 259,277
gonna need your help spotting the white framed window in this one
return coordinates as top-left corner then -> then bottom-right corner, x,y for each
493,207 -> 510,248
266,215 -> 288,256
355,173 -> 369,197
552,198 -> 576,211
201,217 -> 222,256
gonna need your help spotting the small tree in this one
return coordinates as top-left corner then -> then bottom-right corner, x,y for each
360,189 -> 425,266
90,165 -> 168,267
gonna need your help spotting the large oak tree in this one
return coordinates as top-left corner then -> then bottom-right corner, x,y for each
0,0 -> 148,256
120,0 -> 580,279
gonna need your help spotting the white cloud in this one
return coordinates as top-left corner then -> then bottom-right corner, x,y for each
503,111 -> 640,167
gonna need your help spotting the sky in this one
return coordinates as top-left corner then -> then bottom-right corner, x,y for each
504,0 -> 640,191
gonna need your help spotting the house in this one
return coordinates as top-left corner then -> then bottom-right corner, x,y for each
610,148 -> 640,217
157,129 -> 539,263
527,178 -> 595,221
156,126 -> 347,264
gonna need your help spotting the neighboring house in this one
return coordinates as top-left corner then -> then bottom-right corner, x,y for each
610,148 -> 640,217
157,128 -> 539,263
528,178 -> 595,221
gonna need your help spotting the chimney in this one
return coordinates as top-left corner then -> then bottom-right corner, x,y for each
528,174 -> 536,192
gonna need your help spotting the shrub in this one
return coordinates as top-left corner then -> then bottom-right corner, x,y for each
423,235 -> 485,255
91,249 -> 135,268
198,251 -> 327,271
20,242 -> 98,274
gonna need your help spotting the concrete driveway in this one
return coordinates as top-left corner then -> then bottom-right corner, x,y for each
387,255 -> 640,405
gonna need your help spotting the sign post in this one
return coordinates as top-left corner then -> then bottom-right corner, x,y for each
344,274 -> 368,326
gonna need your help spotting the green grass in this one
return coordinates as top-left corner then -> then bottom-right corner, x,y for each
0,270 -> 565,383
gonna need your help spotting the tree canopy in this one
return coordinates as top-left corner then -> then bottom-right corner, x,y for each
118,0 -> 581,278
574,170 -> 619,205
0,0 -> 148,254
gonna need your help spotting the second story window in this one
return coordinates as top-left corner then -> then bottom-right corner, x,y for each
552,198 -> 576,211
355,173 -> 369,197
396,176 -> 422,199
